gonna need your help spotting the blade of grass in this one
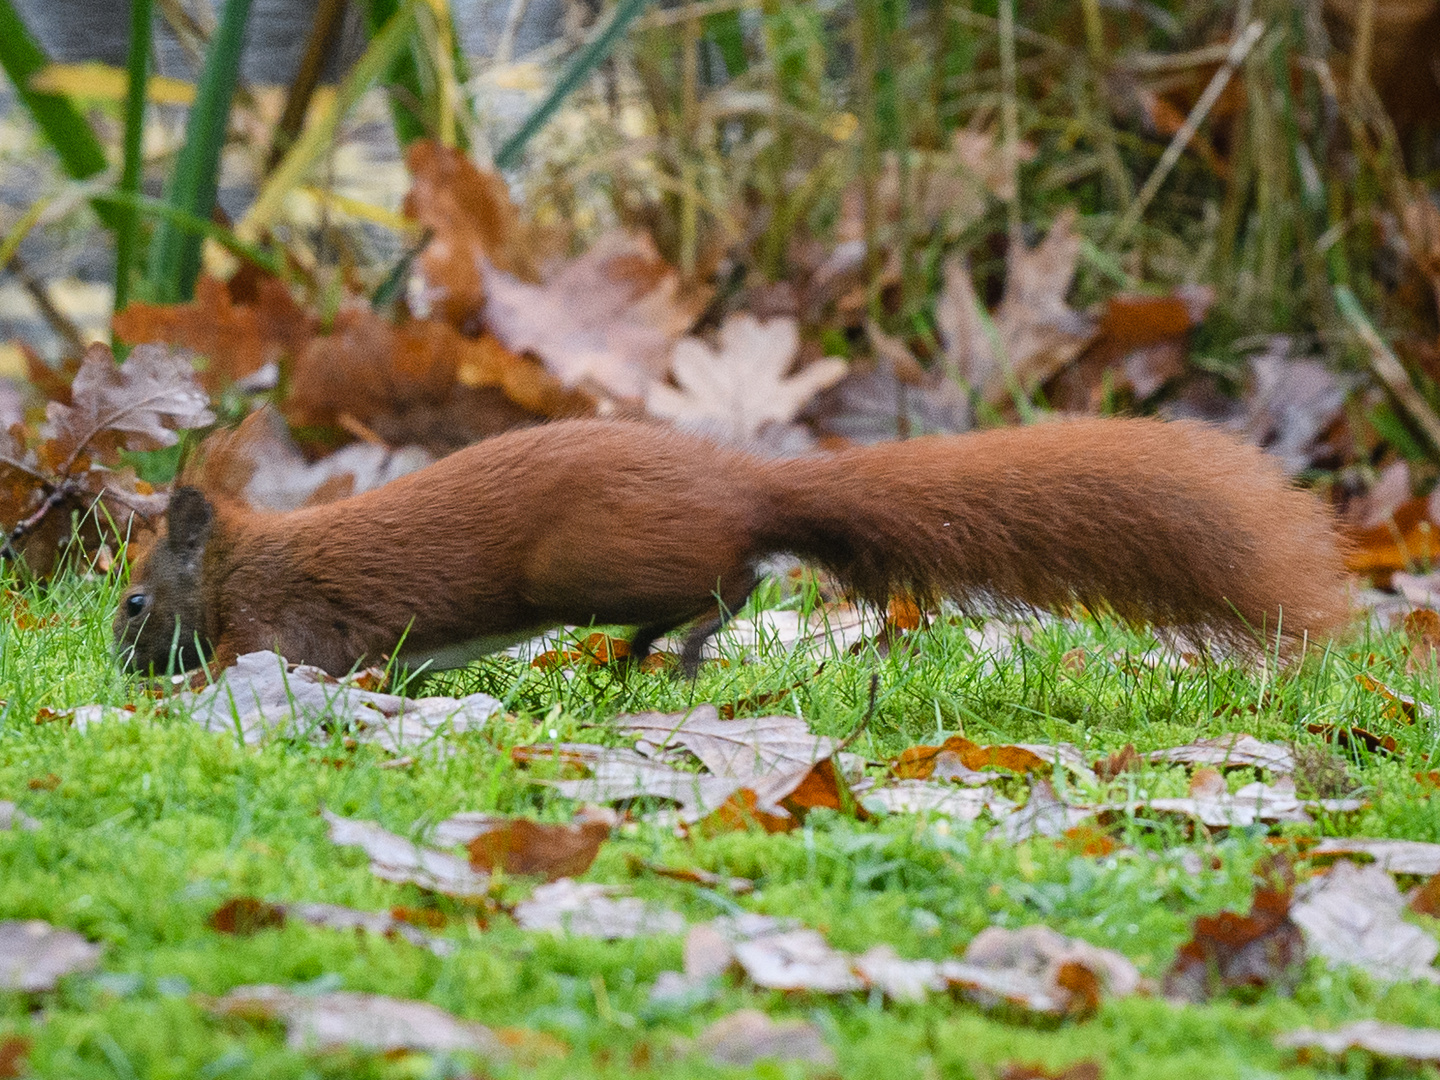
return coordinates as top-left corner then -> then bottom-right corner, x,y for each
237,0 -> 418,244
114,0 -> 155,318
496,0 -> 654,170
0,0 -> 121,231
146,0 -> 255,302
362,0 -> 436,147
97,190 -> 283,277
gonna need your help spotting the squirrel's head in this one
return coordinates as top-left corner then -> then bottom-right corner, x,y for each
114,487 -> 214,673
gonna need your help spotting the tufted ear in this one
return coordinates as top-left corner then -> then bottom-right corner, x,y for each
165,487 -> 213,560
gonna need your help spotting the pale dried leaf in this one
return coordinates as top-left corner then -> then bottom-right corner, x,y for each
695,1009 -> 835,1067
548,747 -> 746,818
481,231 -> 705,400
1277,1020 -> 1440,1061
620,706 -> 842,778
646,314 -> 846,445
733,928 -> 864,993
513,879 -> 686,939
989,780 -> 1094,842
1145,734 -> 1296,774
322,810 -> 491,897
852,945 -> 947,1002
937,209 -> 1097,407
0,920 -> 101,991
945,924 -> 1140,1014
282,902 -> 454,956
213,985 -> 503,1056
865,780 -> 1013,821
1309,837 -> 1440,876
45,344 -> 214,460
0,802 -> 39,832
1290,861 -> 1440,983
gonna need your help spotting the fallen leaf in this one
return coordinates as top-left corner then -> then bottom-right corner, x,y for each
733,927 -> 864,993
1240,342 -> 1351,476
282,901 -> 453,956
989,780 -> 1095,842
1306,721 -> 1400,756
946,924 -> 1141,1016
0,920 -> 102,991
894,735 -> 1091,781
621,706 -> 844,779
212,985 -> 504,1056
1290,861 -> 1440,983
1145,734 -> 1296,774
1411,875 -> 1440,918
1356,672 -> 1431,722
0,1036 -> 30,1079
512,879 -> 686,939
936,209 -> 1097,409
112,273 -> 313,391
549,746 -> 746,819
322,810 -> 492,897
403,140 -> 531,329
466,816 -> 610,881
1277,1020 -> 1440,1063
0,803 -> 39,832
1405,608 -> 1440,674
691,786 -> 799,835
180,650 -> 501,750
626,856 -> 755,894
1164,876 -> 1303,1002
481,231 -> 707,400
864,780 -> 1013,821
646,314 -> 846,445
1093,744 -> 1142,781
694,1009 -> 834,1067
1307,837 -> 1440,875
852,944 -> 948,1001
209,897 -> 286,935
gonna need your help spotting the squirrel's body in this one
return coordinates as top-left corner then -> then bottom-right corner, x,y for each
115,417 -> 1349,675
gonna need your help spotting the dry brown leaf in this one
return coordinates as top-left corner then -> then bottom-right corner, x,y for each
694,1009 -> 834,1067
209,897 -> 287,935
627,856 -> 755,894
1356,672 -> 1431,722
893,735 -> 1091,781
1093,744 -> 1142,781
403,140 -> 531,329
863,780 -> 1013,821
0,920 -> 102,991
112,273 -> 313,391
1290,861 -> 1440,983
481,231 -> 708,400
1406,608 -> 1440,674
1145,734 -> 1296,774
1305,721 -> 1400,756
1164,873 -> 1302,1002
322,810 -> 492,897
0,1036 -> 30,1079
466,816 -> 610,881
946,924 -> 1141,1016
281,901 -> 453,955
511,879 -> 686,939
212,984 -> 503,1057
1278,1020 -> 1440,1063
645,314 -> 846,445
936,209 -> 1096,408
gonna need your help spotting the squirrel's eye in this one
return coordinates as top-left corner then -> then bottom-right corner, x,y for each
124,593 -> 148,618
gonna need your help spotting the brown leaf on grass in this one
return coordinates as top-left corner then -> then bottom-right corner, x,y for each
1164,869 -> 1303,1003
1406,608 -> 1440,674
1093,744 -> 1142,781
989,779 -> 1095,842
646,314 -> 846,445
0,920 -> 102,991
936,209 -> 1097,409
893,735 -> 1091,781
1411,875 -> 1440,918
112,273 -> 313,390
530,631 -> 632,670
998,1061 -> 1101,1080
466,816 -> 610,881
282,901 -> 453,956
1356,672 -> 1431,722
692,787 -> 800,835
1290,861 -> 1440,983
694,1009 -> 834,1067
213,985 -> 504,1057
0,1036 -> 30,1079
548,746 -> 747,818
1308,836 -> 1440,875
403,140 -> 532,329
1048,288 -> 1212,412
209,897 -> 287,935
626,856 -> 755,894
512,879 -> 686,939
1277,1020 -> 1440,1064
481,231 -> 708,400
1306,721 -> 1400,756
1344,494 -> 1440,578
322,810 -> 491,897
946,924 -> 1141,1016
1145,734 -> 1296,775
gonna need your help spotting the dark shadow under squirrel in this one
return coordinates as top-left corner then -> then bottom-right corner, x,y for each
114,416 -> 1351,678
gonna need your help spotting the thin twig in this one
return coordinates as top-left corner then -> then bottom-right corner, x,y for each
1109,19 -> 1264,246
0,481 -> 72,562
495,0 -> 532,64
6,252 -> 87,358
1335,284 -> 1440,454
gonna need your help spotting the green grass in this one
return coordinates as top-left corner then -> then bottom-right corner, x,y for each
3,568 -> 1440,1078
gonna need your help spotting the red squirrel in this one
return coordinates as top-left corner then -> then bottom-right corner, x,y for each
114,416 -> 1349,677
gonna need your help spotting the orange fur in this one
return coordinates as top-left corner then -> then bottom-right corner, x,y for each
115,417 -> 1350,675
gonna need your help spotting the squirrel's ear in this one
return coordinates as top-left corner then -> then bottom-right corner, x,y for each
166,487 -> 213,557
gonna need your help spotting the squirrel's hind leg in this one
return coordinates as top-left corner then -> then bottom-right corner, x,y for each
676,569 -> 760,678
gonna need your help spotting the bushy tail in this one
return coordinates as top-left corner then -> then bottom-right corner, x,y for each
754,417 -> 1349,648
